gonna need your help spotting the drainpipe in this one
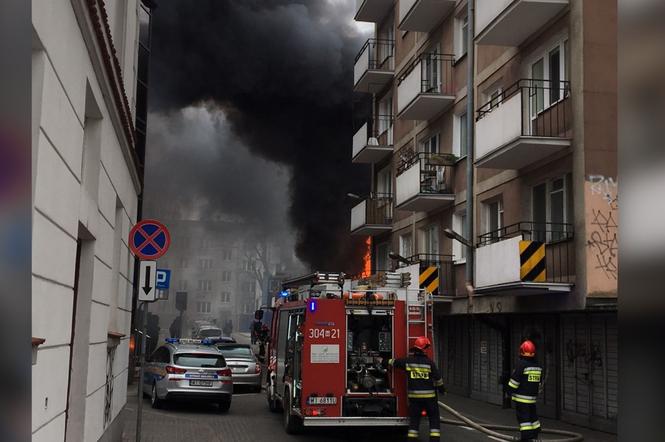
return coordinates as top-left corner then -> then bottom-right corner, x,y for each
465,0 -> 475,310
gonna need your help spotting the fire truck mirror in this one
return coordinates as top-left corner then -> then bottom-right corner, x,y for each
254,309 -> 264,320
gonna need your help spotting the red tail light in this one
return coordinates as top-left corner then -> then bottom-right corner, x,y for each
217,368 -> 232,377
165,366 -> 186,374
255,363 -> 261,373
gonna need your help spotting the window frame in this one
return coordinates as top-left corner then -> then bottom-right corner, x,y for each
454,12 -> 469,60
452,210 -> 468,264
526,37 -> 569,119
530,174 -> 571,243
452,112 -> 468,158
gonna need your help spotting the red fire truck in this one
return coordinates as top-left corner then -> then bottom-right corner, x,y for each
263,271 -> 434,433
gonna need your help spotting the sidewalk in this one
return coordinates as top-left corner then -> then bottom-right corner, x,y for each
438,393 -> 616,442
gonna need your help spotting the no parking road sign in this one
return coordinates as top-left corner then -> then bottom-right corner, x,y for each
129,219 -> 171,260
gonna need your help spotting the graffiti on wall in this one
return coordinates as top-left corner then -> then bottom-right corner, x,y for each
586,175 -> 618,281
565,338 -> 604,384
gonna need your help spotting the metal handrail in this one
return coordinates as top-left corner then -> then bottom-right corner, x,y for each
354,38 -> 396,67
396,151 -> 458,176
363,114 -> 394,139
477,221 -> 574,246
476,78 -> 571,139
397,52 -> 455,95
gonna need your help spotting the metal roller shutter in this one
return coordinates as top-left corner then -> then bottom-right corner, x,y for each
437,315 -> 469,395
471,317 -> 503,405
561,313 -> 618,431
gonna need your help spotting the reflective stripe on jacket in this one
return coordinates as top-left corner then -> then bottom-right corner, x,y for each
508,357 -> 542,403
389,352 -> 443,399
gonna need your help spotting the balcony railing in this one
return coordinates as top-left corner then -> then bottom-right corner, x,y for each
396,53 -> 455,119
352,114 -> 394,163
475,79 -> 572,168
478,221 -> 574,284
354,38 -> 395,93
395,151 -> 456,211
395,253 -> 456,297
350,193 -> 394,235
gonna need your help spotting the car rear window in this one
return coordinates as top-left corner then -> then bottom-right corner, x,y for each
199,329 -> 222,338
173,353 -> 225,368
218,345 -> 253,358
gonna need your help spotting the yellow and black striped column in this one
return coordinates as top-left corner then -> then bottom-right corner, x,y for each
519,240 -> 546,282
419,266 -> 440,295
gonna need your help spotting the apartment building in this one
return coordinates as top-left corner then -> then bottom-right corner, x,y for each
32,1 -> 155,440
351,0 -> 616,432
148,219 -> 294,341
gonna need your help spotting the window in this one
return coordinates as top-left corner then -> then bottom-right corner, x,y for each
180,258 -> 189,268
532,174 -> 572,242
221,271 -> 232,282
484,199 -> 504,240
452,211 -> 469,262
529,39 -> 568,117
453,112 -> 468,157
199,258 -> 213,270
196,301 -> 212,313
376,165 -> 392,195
221,292 -> 231,303
198,280 -> 212,291
399,233 -> 413,260
377,96 -> 393,144
178,279 -> 188,291
423,47 -> 440,93
420,133 -> 439,154
222,249 -> 232,260
420,225 -> 439,256
455,13 -> 468,58
375,242 -> 390,271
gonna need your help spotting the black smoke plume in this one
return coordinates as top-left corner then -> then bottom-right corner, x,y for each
147,0 -> 372,273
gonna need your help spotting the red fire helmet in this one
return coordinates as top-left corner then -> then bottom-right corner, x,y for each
414,336 -> 431,351
520,340 -> 536,357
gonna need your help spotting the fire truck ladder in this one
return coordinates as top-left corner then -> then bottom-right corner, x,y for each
405,288 -> 431,353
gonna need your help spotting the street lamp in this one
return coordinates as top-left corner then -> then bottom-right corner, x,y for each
388,251 -> 411,266
443,228 -> 475,249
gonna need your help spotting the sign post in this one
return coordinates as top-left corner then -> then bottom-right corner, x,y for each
129,219 -> 170,442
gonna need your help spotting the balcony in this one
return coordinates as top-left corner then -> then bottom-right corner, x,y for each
404,254 -> 456,297
474,221 -> 575,295
397,53 -> 455,120
398,0 -> 457,33
354,39 -> 395,94
352,115 -> 394,163
354,0 -> 394,23
350,193 -> 394,235
395,151 -> 455,211
475,0 -> 569,46
475,79 -> 571,169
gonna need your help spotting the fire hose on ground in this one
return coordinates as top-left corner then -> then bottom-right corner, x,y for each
437,401 -> 584,442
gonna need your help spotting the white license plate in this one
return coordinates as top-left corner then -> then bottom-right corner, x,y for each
307,396 -> 337,405
190,380 -> 213,387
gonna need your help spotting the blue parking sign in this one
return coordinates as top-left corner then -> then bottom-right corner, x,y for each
156,269 -> 171,289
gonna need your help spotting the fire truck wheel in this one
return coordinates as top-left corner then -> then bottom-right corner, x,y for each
283,390 -> 303,434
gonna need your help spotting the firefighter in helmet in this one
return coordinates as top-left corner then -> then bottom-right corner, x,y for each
507,340 -> 542,441
388,336 -> 445,440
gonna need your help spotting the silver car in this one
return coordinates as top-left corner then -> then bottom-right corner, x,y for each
144,339 -> 233,411
216,343 -> 262,393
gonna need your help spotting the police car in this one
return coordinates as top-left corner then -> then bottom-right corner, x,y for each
144,338 -> 233,411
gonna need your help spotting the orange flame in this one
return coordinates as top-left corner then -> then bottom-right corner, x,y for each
361,236 -> 372,278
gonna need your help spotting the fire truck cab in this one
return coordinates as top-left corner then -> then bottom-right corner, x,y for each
264,271 -> 433,433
